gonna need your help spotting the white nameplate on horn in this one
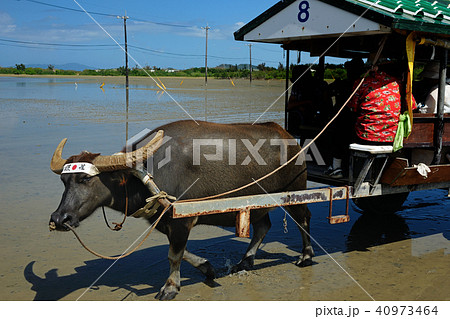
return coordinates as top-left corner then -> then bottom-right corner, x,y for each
62,163 -> 100,176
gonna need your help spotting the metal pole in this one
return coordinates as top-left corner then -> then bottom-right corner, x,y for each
202,25 -> 210,86
124,16 -> 129,142
433,48 -> 448,164
318,55 -> 325,81
124,16 -> 129,89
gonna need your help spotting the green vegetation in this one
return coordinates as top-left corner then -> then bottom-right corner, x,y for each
0,65 -> 77,75
0,63 -> 357,80
0,61 -> 430,81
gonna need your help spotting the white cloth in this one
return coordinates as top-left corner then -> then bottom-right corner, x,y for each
415,163 -> 431,178
62,162 -> 100,176
424,84 -> 450,114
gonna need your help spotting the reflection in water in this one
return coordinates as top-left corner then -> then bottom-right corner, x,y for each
346,213 -> 410,251
126,85 -> 129,143
204,87 -> 208,121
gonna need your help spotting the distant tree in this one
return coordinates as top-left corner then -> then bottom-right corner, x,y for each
15,64 -> 25,71
117,66 -> 127,75
48,64 -> 55,71
278,62 -> 284,71
257,63 -> 266,71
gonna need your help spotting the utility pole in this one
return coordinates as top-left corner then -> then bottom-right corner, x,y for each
117,13 -> 129,89
247,43 -> 253,83
118,13 -> 129,142
201,24 -> 210,86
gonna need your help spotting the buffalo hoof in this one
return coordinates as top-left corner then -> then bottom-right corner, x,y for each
230,256 -> 254,273
296,246 -> 314,267
155,284 -> 179,301
295,257 -> 313,267
198,261 -> 216,280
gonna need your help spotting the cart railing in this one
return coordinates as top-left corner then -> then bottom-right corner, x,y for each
172,179 -> 450,237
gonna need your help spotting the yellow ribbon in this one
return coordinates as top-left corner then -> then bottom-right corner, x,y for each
405,32 -> 416,134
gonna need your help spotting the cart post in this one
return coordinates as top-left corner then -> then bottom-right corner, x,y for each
433,47 -> 448,164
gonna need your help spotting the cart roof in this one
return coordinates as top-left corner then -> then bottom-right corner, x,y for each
234,0 -> 450,47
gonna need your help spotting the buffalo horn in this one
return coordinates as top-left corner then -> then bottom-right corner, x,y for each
50,138 -> 68,174
50,130 -> 164,174
93,130 -> 164,171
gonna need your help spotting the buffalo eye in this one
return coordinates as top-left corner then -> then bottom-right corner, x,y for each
79,175 -> 93,184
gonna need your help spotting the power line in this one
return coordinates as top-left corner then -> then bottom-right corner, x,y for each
128,45 -> 203,57
254,45 -> 283,53
9,1 -> 283,64
131,17 -> 193,28
0,37 -> 282,64
19,0 -> 194,28
21,0 -> 117,17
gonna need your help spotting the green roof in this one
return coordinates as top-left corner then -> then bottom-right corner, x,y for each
234,0 -> 450,41
337,0 -> 450,33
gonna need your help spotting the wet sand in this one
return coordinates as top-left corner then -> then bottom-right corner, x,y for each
0,76 -> 449,301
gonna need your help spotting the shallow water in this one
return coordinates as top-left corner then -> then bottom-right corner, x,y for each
0,76 -> 448,301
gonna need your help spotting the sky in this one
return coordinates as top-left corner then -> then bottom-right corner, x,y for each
0,0 -> 302,70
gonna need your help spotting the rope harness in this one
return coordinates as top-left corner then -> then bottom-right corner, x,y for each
65,205 -> 171,260
131,191 -> 177,219
102,177 -> 128,231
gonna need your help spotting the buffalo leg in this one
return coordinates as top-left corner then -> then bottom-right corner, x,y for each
155,220 -> 193,301
231,212 -> 271,273
285,204 -> 314,267
183,250 -> 216,279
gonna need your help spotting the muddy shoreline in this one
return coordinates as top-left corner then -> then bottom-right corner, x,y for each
0,76 -> 448,301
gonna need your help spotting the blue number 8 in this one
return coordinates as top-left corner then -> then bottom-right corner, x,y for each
298,1 -> 310,23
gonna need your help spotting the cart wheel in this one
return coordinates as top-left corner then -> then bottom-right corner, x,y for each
352,192 -> 409,215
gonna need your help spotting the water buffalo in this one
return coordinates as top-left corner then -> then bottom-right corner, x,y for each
49,120 -> 313,300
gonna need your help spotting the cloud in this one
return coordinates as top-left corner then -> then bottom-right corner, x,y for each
7,18 -> 122,44
0,8 -> 123,44
0,11 -> 17,34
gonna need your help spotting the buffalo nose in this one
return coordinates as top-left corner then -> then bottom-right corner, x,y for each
50,212 -> 72,229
